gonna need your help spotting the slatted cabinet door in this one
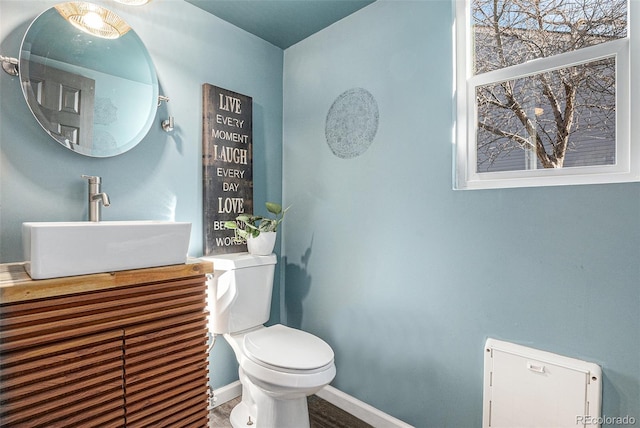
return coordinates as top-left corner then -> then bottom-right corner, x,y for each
123,277 -> 209,427
0,272 -> 210,428
0,301 -> 125,427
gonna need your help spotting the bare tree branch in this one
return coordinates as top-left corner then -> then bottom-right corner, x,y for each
473,0 -> 624,171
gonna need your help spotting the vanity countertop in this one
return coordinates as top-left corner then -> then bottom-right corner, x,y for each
0,259 -> 213,304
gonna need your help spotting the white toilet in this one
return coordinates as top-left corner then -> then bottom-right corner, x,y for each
202,253 -> 336,428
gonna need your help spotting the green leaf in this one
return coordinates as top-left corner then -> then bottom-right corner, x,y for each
224,221 -> 238,230
259,218 -> 277,232
244,222 -> 259,231
265,202 -> 282,215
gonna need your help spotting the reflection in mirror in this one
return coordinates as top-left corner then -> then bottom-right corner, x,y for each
19,2 -> 158,157
55,2 -> 131,39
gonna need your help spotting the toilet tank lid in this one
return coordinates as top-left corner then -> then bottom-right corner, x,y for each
200,252 -> 277,271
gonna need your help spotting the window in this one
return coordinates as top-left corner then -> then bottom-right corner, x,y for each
455,0 -> 639,189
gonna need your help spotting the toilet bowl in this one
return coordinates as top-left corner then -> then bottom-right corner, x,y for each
225,324 -> 335,427
202,253 -> 336,428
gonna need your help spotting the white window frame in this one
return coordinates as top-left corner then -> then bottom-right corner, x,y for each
454,0 -> 640,190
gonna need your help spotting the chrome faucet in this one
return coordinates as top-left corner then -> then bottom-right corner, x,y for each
82,175 -> 110,222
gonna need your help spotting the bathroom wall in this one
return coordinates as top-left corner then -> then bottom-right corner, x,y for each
0,0 -> 283,388
282,1 -> 640,426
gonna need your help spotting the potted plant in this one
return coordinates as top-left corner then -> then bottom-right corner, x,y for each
224,202 -> 289,255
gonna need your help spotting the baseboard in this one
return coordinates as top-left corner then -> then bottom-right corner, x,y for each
213,382 -> 413,428
316,385 -> 414,428
211,380 -> 242,408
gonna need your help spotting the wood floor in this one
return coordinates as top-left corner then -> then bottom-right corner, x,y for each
210,395 -> 373,428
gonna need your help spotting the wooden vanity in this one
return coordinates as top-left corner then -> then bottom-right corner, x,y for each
0,259 -> 213,427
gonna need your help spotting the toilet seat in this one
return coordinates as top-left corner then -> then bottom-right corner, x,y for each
243,324 -> 334,372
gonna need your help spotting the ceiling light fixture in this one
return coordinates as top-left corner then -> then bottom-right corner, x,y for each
55,2 -> 131,39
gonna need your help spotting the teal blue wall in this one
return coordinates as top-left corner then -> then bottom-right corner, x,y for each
282,1 -> 639,426
0,0 -> 283,388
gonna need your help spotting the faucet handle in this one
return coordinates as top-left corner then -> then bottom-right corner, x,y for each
81,174 -> 102,184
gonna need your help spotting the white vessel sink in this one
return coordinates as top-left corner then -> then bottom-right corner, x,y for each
23,221 -> 192,279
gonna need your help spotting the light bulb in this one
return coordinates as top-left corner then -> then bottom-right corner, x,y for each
82,11 -> 104,29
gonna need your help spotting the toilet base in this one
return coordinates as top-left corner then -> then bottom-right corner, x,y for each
229,393 -> 311,428
230,400 -> 254,428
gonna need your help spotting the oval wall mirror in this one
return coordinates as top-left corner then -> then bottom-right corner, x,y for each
19,2 -> 158,157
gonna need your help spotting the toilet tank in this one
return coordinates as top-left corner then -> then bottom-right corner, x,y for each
202,253 -> 277,334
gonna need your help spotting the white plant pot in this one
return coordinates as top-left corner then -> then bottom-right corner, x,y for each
246,231 -> 276,255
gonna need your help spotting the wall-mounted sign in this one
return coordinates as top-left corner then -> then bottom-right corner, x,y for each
202,84 -> 253,255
